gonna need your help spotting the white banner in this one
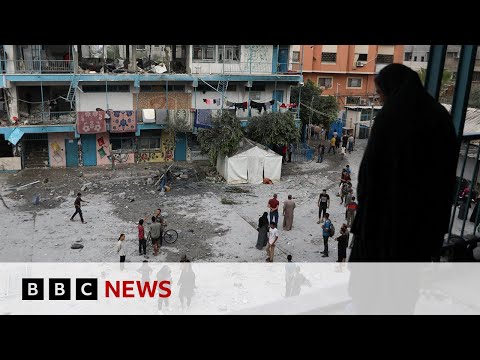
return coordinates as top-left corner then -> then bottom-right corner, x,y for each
1,263 -> 479,315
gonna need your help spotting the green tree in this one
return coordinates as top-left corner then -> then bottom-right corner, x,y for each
245,112 -> 300,146
290,79 -> 339,128
417,67 -> 454,101
197,111 -> 244,165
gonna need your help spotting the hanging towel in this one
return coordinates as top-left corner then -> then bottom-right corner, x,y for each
195,109 -> 213,128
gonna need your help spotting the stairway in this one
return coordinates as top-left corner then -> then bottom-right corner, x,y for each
66,74 -> 78,109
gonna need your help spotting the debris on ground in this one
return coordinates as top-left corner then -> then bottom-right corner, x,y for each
71,243 -> 84,250
225,187 -> 250,194
221,197 -> 238,205
16,180 -> 40,191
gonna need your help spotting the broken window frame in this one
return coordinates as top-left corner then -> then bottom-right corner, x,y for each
193,45 -> 216,62
218,45 -> 240,63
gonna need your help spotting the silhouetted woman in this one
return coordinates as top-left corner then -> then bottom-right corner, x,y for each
348,63 -> 457,314
256,212 -> 269,249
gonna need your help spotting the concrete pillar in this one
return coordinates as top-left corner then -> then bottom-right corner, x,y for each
4,45 -> 15,74
72,45 -> 79,73
7,84 -> 18,123
187,45 -> 193,74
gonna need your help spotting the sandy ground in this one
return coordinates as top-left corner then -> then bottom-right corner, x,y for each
0,138 -> 476,263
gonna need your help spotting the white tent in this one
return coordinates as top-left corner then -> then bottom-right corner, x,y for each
217,138 -> 283,184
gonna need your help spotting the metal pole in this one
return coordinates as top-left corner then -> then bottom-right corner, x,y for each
369,101 -> 374,137
424,45 -> 447,100
308,95 -> 314,142
40,80 -> 45,122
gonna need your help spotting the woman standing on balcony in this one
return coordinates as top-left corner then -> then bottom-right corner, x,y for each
349,63 -> 457,262
347,63 -> 458,314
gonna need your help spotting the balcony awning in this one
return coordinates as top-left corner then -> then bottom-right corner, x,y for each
7,128 -> 25,145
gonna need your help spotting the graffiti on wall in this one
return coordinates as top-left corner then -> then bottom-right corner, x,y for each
136,152 -> 162,163
97,136 -> 109,159
50,141 -> 63,164
110,152 -> 130,163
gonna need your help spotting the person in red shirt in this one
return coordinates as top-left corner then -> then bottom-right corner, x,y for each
268,194 -> 280,225
346,197 -> 358,228
138,219 -> 146,255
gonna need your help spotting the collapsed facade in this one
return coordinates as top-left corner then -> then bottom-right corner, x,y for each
0,45 -> 302,170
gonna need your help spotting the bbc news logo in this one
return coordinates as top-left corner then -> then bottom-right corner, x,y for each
22,278 -> 98,300
22,278 -> 171,300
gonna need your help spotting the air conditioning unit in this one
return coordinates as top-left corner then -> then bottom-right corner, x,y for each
356,61 -> 366,67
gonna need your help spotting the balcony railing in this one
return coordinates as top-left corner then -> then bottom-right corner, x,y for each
442,133 -> 480,261
11,60 -> 74,74
192,61 -> 302,75
17,111 -> 76,125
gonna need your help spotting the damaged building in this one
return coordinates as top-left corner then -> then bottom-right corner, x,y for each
0,45 -> 302,170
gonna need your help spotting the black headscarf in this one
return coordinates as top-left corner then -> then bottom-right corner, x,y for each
258,212 -> 269,228
349,63 -> 458,262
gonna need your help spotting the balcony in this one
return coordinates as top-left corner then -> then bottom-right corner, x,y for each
192,61 -> 302,75
11,60 -> 74,74
16,111 -> 76,126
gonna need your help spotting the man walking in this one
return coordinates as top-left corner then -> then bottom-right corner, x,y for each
348,134 -> 354,153
341,133 -> 348,155
282,195 -> 296,231
70,192 -> 88,224
317,143 -> 325,163
266,221 -> 279,262
328,136 -> 336,154
268,194 -> 280,225
346,197 -> 358,228
285,255 -> 295,297
321,213 -> 332,257
138,219 -> 146,256
149,216 -> 162,256
317,189 -> 330,224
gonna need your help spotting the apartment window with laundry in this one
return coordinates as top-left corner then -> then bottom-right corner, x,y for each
218,45 -> 240,63
321,52 -> 337,63
292,51 -> 300,63
317,77 -> 333,89
193,45 -> 216,62
347,78 -> 362,88
404,52 -> 412,61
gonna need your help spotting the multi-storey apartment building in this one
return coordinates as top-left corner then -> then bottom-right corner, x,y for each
301,45 -> 404,106
0,45 -> 302,170
299,45 -> 403,137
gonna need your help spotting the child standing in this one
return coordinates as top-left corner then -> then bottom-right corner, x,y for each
138,219 -> 146,256
116,233 -> 126,270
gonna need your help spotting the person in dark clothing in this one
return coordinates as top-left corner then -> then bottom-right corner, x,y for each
335,224 -> 349,262
317,143 -> 325,163
347,63 -> 458,314
349,63 -> 457,262
70,192 -> 88,223
138,219 -> 146,256
256,212 -> 269,249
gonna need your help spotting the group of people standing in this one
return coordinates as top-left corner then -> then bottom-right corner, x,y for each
316,165 -> 358,262
256,193 -> 297,262
115,208 -> 167,265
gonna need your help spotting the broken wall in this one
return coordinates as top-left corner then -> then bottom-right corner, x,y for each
0,157 -> 21,171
